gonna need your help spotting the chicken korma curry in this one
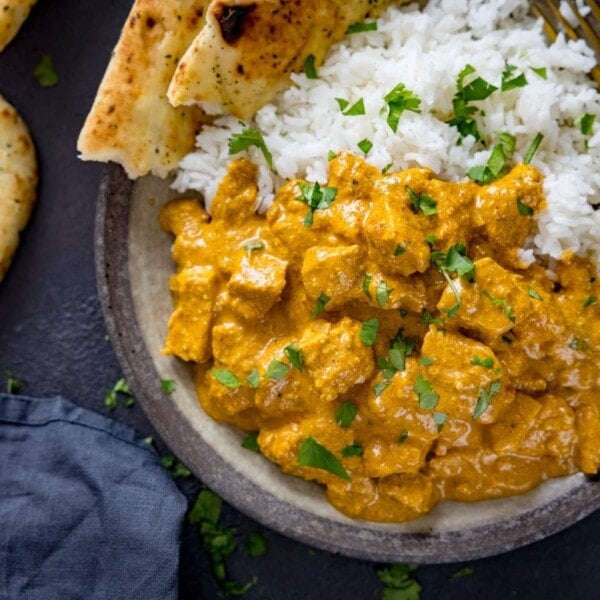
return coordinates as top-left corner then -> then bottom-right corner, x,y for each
160,153 -> 600,523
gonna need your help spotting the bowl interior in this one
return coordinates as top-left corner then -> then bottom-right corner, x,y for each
96,163 -> 600,562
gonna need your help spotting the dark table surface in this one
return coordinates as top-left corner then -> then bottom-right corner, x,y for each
0,2 -> 599,598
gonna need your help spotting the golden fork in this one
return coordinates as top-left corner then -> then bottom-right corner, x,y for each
531,0 -> 600,86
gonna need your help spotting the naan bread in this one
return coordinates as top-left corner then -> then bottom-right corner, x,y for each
0,0 -> 36,52
167,0 -> 404,119
0,94 -> 37,281
77,0 -> 210,179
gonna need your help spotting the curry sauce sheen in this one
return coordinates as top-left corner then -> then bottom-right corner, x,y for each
160,153 -> 600,523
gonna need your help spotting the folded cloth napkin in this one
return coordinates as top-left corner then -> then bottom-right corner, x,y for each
0,394 -> 187,600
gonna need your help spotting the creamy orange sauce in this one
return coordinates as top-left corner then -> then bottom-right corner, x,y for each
160,153 -> 600,523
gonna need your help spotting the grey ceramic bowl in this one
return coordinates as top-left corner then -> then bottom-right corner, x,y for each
95,162 -> 600,563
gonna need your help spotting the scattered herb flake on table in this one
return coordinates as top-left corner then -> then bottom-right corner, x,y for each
4,369 -> 25,394
34,54 -> 59,87
104,377 -> 133,409
377,563 -> 422,600
246,532 -> 267,558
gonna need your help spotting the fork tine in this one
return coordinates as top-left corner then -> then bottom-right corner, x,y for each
585,0 -> 600,23
533,0 -> 600,87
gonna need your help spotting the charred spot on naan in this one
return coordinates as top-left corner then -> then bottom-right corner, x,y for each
167,0 -> 404,120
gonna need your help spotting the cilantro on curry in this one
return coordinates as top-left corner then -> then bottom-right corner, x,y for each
160,152 -> 600,523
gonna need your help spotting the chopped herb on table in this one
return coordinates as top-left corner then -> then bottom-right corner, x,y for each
451,565 -> 474,579
34,54 -> 59,87
246,532 -> 267,558
104,377 -> 134,409
161,454 -> 191,479
189,488 -> 256,596
377,563 -> 422,600
4,369 -> 25,394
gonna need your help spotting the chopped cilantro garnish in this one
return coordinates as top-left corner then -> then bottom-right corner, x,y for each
336,97 -> 366,116
297,436 -> 351,481
246,532 -> 267,558
160,378 -> 177,394
161,454 -> 191,479
516,197 -> 534,216
406,186 -> 438,216
104,378 -> 133,409
497,131 -> 516,154
523,132 -> 543,164
304,54 -> 317,79
433,411 -> 447,432
431,243 -> 475,317
467,143 -> 507,184
246,368 -> 260,389
34,55 -> 59,87
373,379 -> 391,396
583,295 -> 597,307
376,280 -> 391,307
342,443 -> 364,457
384,83 -> 421,133
528,287 -> 543,301
284,344 -> 303,372
4,369 -> 25,394
327,149 -> 337,161
265,360 -> 290,380
425,234 -> 437,245
398,429 -> 409,443
473,381 -> 501,419
422,308 -> 442,325
377,564 -> 422,600
501,63 -> 528,91
312,292 -> 330,317
470,356 -> 494,369
483,291 -> 516,323
357,138 -> 373,154
298,181 -> 338,226
359,318 -> 379,346
414,375 -> 439,410
228,127 -> 273,168
419,356 -> 434,366
451,566 -> 474,579
211,368 -> 241,389
363,273 -> 372,299
447,65 -> 497,141
382,162 -> 394,174
189,488 -> 255,595
346,21 -> 378,33
531,66 -> 547,80
575,113 -> 596,136
394,245 -> 406,256
335,401 -> 358,428
241,432 -> 261,453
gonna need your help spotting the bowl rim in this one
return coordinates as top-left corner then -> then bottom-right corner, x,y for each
95,161 -> 600,563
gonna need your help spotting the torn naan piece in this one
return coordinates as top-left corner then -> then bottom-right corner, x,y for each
167,0 -> 406,119
0,94 -> 37,282
0,0 -> 36,52
77,0 -> 210,179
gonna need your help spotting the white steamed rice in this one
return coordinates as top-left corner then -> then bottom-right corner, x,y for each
172,0 -> 600,263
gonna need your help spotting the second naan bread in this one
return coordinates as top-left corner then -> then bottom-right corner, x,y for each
0,94 -> 37,281
0,0 -> 37,52
77,0 -> 209,179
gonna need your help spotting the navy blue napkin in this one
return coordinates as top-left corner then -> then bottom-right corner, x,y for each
0,394 -> 187,600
